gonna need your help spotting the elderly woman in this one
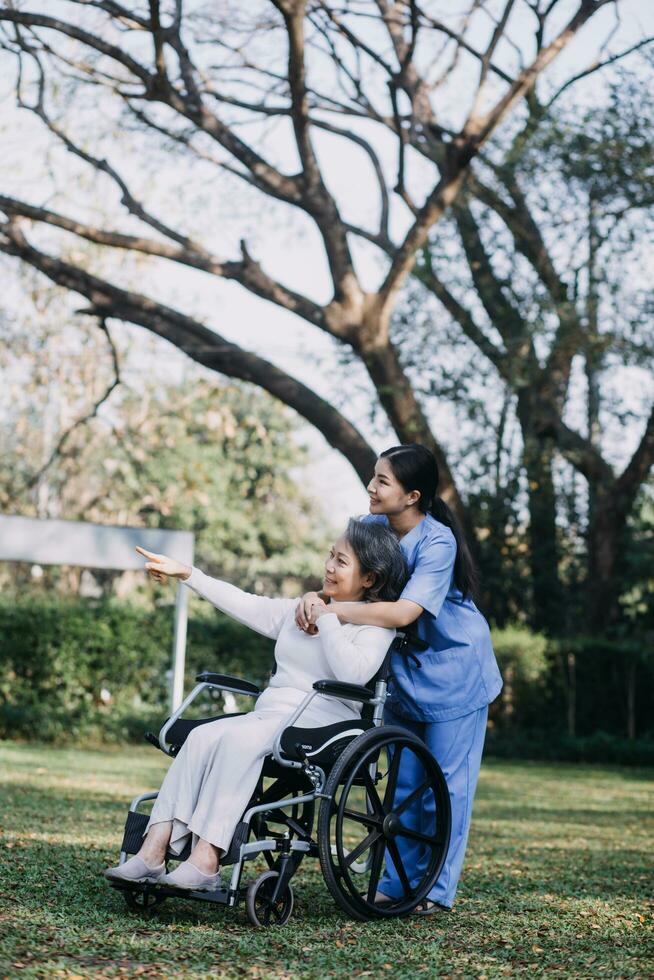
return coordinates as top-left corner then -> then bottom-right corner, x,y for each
105,518 -> 407,893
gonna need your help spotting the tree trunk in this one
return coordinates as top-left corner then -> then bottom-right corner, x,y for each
517,392 -> 562,634
360,339 -> 461,504
566,650 -> 576,737
626,658 -> 636,740
359,337 -> 483,568
587,490 -> 620,631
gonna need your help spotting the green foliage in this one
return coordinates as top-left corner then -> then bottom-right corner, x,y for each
0,321 -> 331,595
89,379 -> 329,586
485,729 -> 654,767
490,626 -> 550,730
4,594 -> 654,748
488,623 -> 654,741
620,490 -> 654,640
0,594 -> 274,743
492,626 -> 549,684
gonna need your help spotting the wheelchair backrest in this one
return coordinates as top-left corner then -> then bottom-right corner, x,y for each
360,629 -> 427,723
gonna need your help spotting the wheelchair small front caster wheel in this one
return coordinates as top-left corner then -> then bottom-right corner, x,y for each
246,871 -> 294,927
123,887 -> 166,913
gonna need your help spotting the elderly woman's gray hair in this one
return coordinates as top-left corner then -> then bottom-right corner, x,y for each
344,518 -> 408,602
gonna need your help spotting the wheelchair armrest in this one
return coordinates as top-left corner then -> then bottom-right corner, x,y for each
313,679 -> 376,703
195,672 -> 261,697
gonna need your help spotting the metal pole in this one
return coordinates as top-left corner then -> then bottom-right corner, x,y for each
171,582 -> 189,712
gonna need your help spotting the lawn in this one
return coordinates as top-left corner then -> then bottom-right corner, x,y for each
0,743 -> 652,979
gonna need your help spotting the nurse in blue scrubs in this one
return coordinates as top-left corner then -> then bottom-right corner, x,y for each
296,444 -> 502,913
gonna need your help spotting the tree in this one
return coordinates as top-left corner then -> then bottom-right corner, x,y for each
406,70 -> 654,630
0,0 -> 651,629
0,291 -> 329,593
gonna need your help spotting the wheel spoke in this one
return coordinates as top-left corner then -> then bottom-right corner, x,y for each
396,824 -> 441,846
343,807 -> 382,828
366,836 -> 386,903
395,778 -> 430,816
344,828 -> 381,868
363,770 -> 385,817
382,745 -> 403,810
386,838 -> 414,897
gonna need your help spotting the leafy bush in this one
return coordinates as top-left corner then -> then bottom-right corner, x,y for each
485,729 -> 654,766
490,626 -> 550,729
0,595 -> 273,743
489,625 -> 654,741
3,597 -> 654,756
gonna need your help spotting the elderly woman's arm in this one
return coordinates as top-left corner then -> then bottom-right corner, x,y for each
136,546 -> 295,640
184,568 -> 296,640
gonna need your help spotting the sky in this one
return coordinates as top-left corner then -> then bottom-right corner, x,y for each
1,0 -> 653,529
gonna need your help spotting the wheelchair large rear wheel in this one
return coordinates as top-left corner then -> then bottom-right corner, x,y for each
317,725 -> 450,921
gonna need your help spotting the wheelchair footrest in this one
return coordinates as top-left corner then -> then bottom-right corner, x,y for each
109,877 -> 232,906
222,821 -> 249,867
121,808 -> 191,862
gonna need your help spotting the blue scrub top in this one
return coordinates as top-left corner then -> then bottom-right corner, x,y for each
365,513 -> 503,722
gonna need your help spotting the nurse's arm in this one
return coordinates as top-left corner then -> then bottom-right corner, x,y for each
324,599 -> 423,630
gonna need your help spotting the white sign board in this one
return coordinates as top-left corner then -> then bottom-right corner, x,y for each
0,515 -> 194,568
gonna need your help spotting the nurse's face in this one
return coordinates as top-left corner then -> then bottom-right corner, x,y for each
322,535 -> 374,601
367,457 -> 420,515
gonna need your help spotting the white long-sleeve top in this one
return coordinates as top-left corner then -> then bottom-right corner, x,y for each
184,568 -> 395,721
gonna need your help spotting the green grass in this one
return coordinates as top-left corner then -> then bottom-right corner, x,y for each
0,743 -> 652,979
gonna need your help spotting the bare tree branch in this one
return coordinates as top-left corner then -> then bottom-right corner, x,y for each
0,9 -> 152,84
272,0 -> 360,302
0,220 -> 377,482
452,197 -> 536,363
22,317 -> 121,491
613,402 -> 654,515
416,249 -> 509,375
546,37 -> 654,109
0,195 -> 328,329
376,1 -> 612,313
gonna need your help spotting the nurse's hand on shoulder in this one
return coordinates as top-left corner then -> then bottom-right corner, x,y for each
295,591 -> 321,633
308,598 -> 330,623
135,546 -> 191,583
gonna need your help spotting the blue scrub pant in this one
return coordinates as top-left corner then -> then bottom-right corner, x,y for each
379,704 -> 488,909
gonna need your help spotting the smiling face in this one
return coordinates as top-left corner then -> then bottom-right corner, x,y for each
322,534 -> 374,602
367,457 -> 421,516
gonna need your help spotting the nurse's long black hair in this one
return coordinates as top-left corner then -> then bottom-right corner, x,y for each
380,444 -> 478,600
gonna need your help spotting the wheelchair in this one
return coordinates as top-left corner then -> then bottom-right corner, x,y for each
107,632 -> 451,927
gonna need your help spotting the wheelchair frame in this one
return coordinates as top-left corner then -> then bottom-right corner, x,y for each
108,633 -> 451,926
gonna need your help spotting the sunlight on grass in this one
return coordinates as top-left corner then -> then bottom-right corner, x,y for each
1,743 -> 652,978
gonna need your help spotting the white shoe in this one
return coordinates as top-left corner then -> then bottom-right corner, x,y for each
104,854 -> 166,884
162,860 -> 222,892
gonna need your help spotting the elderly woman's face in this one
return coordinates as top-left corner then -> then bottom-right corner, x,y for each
322,534 -> 372,602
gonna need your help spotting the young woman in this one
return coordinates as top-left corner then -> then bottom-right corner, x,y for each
105,519 -> 407,893
296,445 -> 502,913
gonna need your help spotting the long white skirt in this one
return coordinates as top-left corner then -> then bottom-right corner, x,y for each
146,686 -> 355,855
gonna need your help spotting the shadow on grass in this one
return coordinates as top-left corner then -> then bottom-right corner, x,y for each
473,804 -> 650,825
0,834 -> 334,927
461,845 -> 653,902
481,758 -> 654,776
